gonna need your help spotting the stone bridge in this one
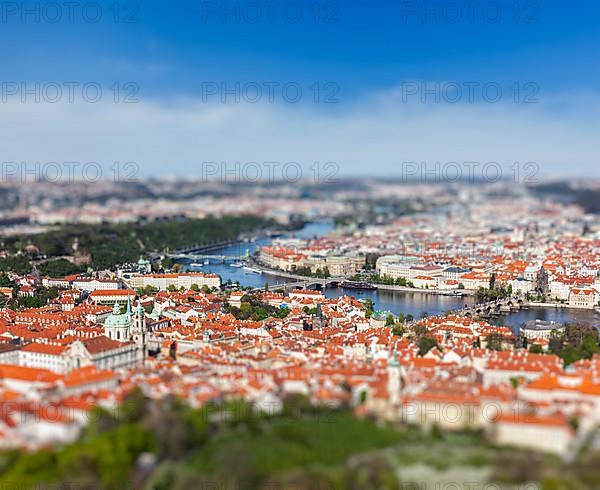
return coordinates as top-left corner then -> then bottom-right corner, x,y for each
460,296 -> 526,318
252,277 -> 346,293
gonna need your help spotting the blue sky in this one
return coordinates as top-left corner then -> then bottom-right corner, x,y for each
1,0 -> 599,179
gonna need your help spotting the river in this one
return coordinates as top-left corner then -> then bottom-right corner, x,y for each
180,221 -> 600,330
181,221 -> 333,289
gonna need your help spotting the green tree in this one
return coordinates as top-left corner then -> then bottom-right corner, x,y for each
581,334 -> 600,358
343,453 -> 399,490
4,216 -> 271,271
529,343 -> 543,354
239,302 -> 253,320
362,299 -> 374,319
486,332 -> 505,351
0,273 -> 14,287
558,346 -> 581,366
38,258 -> 84,277
418,336 -> 438,356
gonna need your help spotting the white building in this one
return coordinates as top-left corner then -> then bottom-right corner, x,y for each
510,277 -> 534,294
442,267 -> 472,281
17,335 -> 141,374
520,320 -> 565,341
489,413 -> 574,457
89,289 -> 136,305
42,277 -> 72,289
289,289 -> 325,303
72,278 -> 122,292
127,273 -> 220,291
569,287 -> 597,309
375,255 -> 418,280
549,279 -> 575,301
408,265 -> 444,280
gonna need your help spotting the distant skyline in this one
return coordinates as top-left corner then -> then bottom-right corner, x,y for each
1,0 -> 599,178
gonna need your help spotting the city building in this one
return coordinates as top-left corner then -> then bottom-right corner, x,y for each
375,255 -> 419,280
127,273 -> 220,291
89,289 -> 136,305
72,278 -> 122,292
569,287 -> 597,309
520,320 -> 566,341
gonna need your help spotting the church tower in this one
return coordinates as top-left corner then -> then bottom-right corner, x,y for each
388,353 -> 402,407
132,301 -> 148,360
313,303 -> 324,329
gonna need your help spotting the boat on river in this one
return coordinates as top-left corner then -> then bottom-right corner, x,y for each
441,291 -> 467,297
340,281 -> 377,290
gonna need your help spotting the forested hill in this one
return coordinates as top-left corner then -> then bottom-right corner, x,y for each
2,215 -> 271,273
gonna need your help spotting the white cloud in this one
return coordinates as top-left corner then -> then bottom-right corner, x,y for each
0,85 -> 598,182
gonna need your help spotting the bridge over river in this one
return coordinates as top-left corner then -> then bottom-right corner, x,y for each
458,296 -> 527,318
250,277 -> 347,293
166,253 -> 245,263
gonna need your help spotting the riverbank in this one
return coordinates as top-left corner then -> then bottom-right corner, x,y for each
527,301 -> 568,308
248,265 -> 600,327
374,283 -> 474,296
249,258 -> 476,296
528,301 -> 600,311
183,221 -> 600,327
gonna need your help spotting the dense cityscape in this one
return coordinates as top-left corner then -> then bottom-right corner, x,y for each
3,0 -> 600,488
0,179 -> 599,487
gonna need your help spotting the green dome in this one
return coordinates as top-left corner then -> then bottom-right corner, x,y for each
104,302 -> 131,327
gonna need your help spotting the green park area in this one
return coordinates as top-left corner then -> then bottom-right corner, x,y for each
2,390 -> 600,489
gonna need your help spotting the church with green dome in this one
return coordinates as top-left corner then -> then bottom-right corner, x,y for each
104,297 -> 147,347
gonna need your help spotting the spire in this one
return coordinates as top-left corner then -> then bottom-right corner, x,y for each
126,296 -> 131,316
